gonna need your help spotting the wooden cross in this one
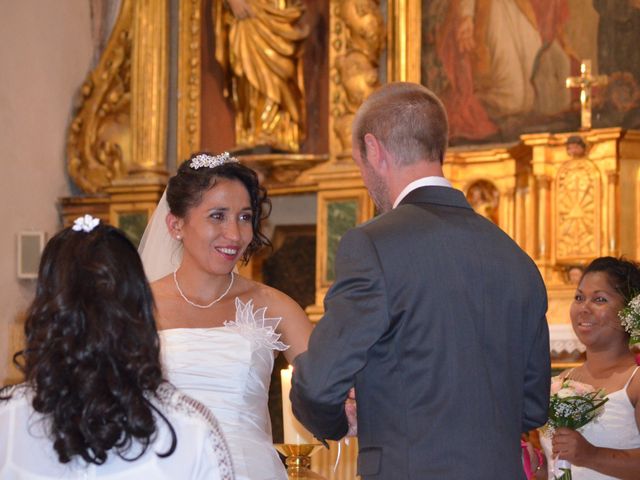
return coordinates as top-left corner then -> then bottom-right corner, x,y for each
565,59 -> 608,131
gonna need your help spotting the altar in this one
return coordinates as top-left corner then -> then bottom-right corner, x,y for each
55,0 -> 640,478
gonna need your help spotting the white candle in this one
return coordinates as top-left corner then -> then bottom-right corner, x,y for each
281,365 -> 315,445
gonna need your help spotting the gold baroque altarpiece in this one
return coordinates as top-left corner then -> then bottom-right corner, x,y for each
61,0 -> 640,358
66,0 -> 133,194
60,0 -> 640,338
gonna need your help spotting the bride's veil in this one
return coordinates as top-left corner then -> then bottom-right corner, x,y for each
138,188 -> 183,282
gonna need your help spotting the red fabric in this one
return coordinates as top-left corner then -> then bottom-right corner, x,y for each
530,0 -> 569,46
521,439 -> 544,479
436,2 -> 498,140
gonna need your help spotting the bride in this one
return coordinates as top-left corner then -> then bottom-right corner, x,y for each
139,152 -> 313,480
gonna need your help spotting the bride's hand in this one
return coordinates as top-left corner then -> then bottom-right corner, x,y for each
345,388 -> 357,437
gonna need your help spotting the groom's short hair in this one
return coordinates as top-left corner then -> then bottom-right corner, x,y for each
352,82 -> 449,166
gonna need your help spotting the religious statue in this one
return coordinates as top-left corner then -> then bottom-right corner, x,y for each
334,50 -> 379,150
214,0 -> 309,152
565,265 -> 584,285
332,0 -> 384,151
566,135 -> 588,158
466,180 -> 500,224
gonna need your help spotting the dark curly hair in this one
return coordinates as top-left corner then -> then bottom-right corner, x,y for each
11,223 -> 176,465
582,256 -> 640,304
166,152 -> 272,264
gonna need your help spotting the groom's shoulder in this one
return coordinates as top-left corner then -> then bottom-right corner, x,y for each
352,208 -> 415,240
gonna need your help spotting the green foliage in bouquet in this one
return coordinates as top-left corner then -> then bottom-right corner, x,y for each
544,379 -> 608,480
547,383 -> 608,431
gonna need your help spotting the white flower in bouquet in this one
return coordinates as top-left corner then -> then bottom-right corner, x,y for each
556,388 -> 575,399
618,293 -> 640,343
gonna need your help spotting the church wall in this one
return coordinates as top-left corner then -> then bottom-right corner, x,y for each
0,0 -> 93,384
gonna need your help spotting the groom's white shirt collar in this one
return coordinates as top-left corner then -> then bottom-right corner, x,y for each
392,176 -> 452,209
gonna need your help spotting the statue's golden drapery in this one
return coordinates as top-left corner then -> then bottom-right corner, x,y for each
214,0 -> 308,152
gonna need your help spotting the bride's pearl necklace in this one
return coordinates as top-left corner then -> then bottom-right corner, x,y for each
173,270 -> 234,309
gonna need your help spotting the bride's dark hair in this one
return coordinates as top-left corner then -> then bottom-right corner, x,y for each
167,152 -> 272,263
11,223 -> 176,464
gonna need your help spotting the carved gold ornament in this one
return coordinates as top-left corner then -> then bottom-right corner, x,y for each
555,159 -> 601,262
330,0 -> 384,153
67,0 -> 133,193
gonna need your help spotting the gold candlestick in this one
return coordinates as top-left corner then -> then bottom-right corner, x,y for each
275,444 -> 326,479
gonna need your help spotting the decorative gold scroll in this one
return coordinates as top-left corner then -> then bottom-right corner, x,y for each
66,0 -> 133,193
329,0 -> 385,156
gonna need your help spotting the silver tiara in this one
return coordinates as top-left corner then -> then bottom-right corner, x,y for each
189,152 -> 238,170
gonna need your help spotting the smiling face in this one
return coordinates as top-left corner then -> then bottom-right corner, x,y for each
177,178 -> 254,275
570,271 -> 627,349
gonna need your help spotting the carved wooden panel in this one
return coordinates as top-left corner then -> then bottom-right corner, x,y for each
554,159 -> 601,264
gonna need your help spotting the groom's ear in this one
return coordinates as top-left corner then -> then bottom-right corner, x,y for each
166,213 -> 184,239
364,133 -> 387,174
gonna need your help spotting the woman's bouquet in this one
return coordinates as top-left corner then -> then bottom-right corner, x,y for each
618,293 -> 640,344
543,378 -> 608,480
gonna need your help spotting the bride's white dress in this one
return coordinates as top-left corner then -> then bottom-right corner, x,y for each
160,298 -> 288,480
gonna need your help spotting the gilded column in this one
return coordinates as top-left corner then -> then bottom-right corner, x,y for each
606,171 -> 619,256
501,186 -> 515,239
177,0 -> 202,164
515,184 -> 527,250
387,0 -> 421,82
536,175 -> 551,261
525,175 -> 538,259
130,0 -> 169,180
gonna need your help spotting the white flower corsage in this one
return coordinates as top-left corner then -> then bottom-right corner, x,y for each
619,293 -> 640,343
72,214 -> 100,233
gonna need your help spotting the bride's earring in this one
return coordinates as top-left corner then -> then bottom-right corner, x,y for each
176,234 -> 182,240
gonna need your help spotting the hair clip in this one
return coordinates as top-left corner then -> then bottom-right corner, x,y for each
189,152 -> 239,170
72,214 -> 100,233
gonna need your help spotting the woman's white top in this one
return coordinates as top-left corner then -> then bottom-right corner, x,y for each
0,382 -> 234,479
542,366 -> 640,479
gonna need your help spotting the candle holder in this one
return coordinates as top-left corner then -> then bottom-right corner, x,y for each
275,443 -> 327,479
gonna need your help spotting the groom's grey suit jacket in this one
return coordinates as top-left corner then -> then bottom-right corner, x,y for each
291,186 -> 550,479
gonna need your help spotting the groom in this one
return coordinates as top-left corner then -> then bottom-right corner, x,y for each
290,82 -> 550,479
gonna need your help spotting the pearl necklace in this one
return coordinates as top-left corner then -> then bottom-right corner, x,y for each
173,270 -> 234,309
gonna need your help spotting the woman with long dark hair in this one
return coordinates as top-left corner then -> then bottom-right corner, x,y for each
0,217 -> 233,479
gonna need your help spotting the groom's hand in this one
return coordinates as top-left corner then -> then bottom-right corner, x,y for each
345,388 -> 357,437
